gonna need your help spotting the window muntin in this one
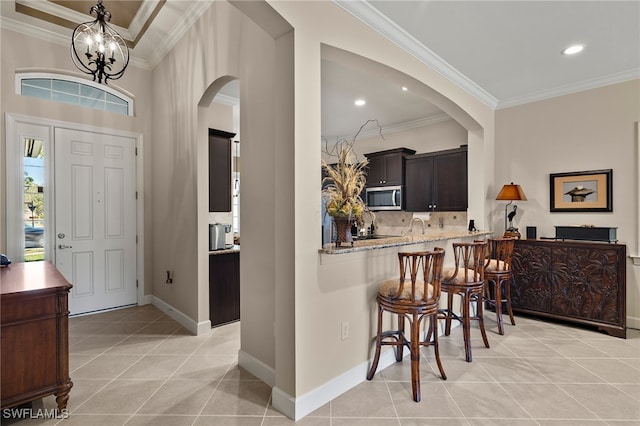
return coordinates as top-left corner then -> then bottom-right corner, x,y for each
17,73 -> 132,116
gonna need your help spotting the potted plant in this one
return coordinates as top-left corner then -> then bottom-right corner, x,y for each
322,143 -> 368,246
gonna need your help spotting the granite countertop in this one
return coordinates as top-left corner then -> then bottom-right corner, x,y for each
209,245 -> 240,255
319,230 -> 493,255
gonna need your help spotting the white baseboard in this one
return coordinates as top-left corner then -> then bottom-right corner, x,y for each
271,387 -> 295,419
272,348 -> 401,421
269,322 -> 453,420
238,350 -> 276,386
627,316 -> 640,331
151,296 -> 211,336
138,294 -> 152,306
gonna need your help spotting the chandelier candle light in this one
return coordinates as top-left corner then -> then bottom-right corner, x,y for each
71,0 -> 129,84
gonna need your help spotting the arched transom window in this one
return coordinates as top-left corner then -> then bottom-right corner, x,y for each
16,72 -> 133,116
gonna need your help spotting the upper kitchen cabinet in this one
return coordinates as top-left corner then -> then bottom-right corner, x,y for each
405,146 -> 468,212
365,148 -> 416,187
209,128 -> 236,212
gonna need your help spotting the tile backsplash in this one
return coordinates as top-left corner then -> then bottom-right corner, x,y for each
371,211 -> 468,236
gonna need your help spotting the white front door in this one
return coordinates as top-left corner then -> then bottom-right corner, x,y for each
54,128 -> 137,315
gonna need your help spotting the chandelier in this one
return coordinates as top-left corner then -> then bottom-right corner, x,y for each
70,0 -> 129,84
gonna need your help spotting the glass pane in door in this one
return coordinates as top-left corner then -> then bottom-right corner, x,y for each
24,138 -> 45,261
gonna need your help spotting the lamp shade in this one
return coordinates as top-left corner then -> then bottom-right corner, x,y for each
496,183 -> 527,201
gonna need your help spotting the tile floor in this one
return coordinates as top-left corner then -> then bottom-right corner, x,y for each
3,304 -> 639,425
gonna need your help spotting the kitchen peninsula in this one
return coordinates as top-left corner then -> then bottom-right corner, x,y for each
320,229 -> 492,257
315,229 -> 493,386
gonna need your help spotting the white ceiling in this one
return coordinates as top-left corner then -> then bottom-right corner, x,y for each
2,1 -> 639,140
326,0 -> 640,139
345,0 -> 640,107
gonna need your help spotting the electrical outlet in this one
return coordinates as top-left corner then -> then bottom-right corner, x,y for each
341,321 -> 349,340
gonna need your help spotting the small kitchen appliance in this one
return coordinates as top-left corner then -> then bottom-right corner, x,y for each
209,223 -> 232,250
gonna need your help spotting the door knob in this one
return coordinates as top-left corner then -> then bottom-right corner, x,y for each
58,244 -> 72,249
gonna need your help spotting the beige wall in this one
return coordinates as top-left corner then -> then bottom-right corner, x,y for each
0,27 -> 154,295
495,79 -> 640,327
149,0 -> 291,378
148,0 -> 298,401
268,1 -> 494,404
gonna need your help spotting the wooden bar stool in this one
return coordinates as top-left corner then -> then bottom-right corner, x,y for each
367,248 -> 447,402
484,237 -> 516,335
439,241 -> 489,362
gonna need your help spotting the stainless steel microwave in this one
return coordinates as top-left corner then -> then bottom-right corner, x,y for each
365,186 -> 403,211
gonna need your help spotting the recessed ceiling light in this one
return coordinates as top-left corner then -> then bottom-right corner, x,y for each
561,44 -> 585,55
401,86 -> 408,92
354,99 -> 366,106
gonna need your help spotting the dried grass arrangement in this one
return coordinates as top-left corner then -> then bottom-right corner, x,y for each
321,145 -> 368,225
321,120 -> 383,226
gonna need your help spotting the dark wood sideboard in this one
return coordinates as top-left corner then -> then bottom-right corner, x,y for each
1,262 -> 73,411
511,239 -> 626,338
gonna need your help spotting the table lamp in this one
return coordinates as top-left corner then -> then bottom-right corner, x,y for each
496,182 -> 527,238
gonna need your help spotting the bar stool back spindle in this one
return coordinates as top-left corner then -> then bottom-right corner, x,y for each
439,240 -> 490,362
366,248 -> 446,402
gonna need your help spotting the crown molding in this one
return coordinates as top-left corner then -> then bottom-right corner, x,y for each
496,69 -> 640,109
335,0 -> 499,109
1,14 -> 65,44
336,1 -> 640,112
128,0 -> 164,38
5,0 -> 208,71
328,113 -> 452,142
147,1 -> 211,69
0,16 -> 150,71
214,94 -> 239,106
363,113 -> 452,139
15,0 -> 133,40
17,0 -> 94,25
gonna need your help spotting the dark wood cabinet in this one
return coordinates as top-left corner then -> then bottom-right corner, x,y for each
511,239 -> 626,338
405,146 -> 467,212
209,128 -> 235,212
365,148 -> 415,187
321,162 -> 337,190
1,262 -> 73,411
209,251 -> 240,327
405,155 -> 434,212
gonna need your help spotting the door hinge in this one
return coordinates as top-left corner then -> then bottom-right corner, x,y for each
135,147 -> 138,156
136,235 -> 138,244
135,191 -> 138,200
136,280 -> 138,288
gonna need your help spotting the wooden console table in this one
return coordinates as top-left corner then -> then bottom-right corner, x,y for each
1,262 -> 73,410
511,239 -> 626,338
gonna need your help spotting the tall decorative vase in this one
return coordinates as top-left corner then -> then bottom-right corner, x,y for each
333,216 -> 354,247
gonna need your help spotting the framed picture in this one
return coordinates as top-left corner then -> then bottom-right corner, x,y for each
550,169 -> 612,212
